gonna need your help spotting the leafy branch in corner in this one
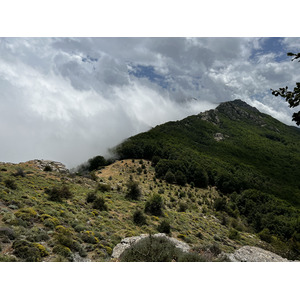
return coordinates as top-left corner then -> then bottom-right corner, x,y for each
271,52 -> 300,126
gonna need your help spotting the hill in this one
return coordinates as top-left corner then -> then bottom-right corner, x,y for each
114,99 -> 300,258
1,100 -> 300,261
1,158 -> 291,262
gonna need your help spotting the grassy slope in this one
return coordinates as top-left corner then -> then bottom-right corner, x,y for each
0,159 -> 270,262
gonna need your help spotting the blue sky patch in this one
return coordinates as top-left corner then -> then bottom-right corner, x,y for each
250,37 -> 288,63
128,64 -> 169,89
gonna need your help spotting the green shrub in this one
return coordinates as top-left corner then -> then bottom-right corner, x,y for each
0,254 -> 17,262
53,244 -> 72,258
165,170 -> 175,184
46,185 -> 72,202
80,231 -> 99,244
157,220 -> 171,234
120,236 -> 179,262
178,202 -> 188,212
228,228 -> 240,240
175,170 -> 187,186
177,252 -> 207,262
214,197 -> 227,211
13,168 -> 26,177
126,180 -> 141,200
133,210 -> 147,226
14,208 -> 38,223
86,192 -> 97,203
145,194 -> 164,216
12,240 -> 48,262
98,183 -> 111,192
92,196 -> 108,211
258,228 -> 273,243
0,227 -> 16,240
4,179 -> 17,190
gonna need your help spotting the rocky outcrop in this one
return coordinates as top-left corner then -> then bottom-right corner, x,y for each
225,246 -> 291,262
111,233 -> 191,259
28,159 -> 68,173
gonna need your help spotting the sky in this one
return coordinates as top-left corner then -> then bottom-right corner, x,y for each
1,37 -> 300,167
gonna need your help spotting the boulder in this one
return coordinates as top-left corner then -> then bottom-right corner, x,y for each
225,246 -> 291,262
111,233 -> 190,259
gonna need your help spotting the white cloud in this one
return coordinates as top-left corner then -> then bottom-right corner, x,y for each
0,37 -> 299,167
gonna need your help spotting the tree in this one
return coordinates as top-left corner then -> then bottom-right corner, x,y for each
88,155 -> 106,171
272,52 -> 300,125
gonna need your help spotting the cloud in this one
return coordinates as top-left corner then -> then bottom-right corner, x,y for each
0,37 -> 299,167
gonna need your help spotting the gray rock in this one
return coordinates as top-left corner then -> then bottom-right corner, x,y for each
111,233 -> 191,259
28,159 -> 69,173
225,246 -> 291,262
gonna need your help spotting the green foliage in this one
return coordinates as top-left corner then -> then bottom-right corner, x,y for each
88,155 -> 107,171
145,194 -> 164,216
120,236 -> 205,262
228,228 -> 240,240
157,220 -> 171,234
12,240 -> 48,262
133,210 -> 147,226
214,197 -> 227,212
98,183 -> 111,192
86,192 -> 97,203
13,168 -> 26,177
92,195 -> 108,211
4,179 -> 17,190
272,52 -> 300,125
120,236 -> 190,262
114,100 -> 300,208
126,180 -> 141,200
258,228 -> 273,243
46,185 -> 72,202
175,170 -> 187,186
53,244 -> 72,258
165,170 -> 175,183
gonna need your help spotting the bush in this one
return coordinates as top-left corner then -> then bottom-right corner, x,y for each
126,180 -> 141,200
13,168 -> 26,177
12,240 -> 48,262
175,170 -> 187,186
47,185 -> 72,202
120,236 -> 177,262
14,208 -> 38,223
0,227 -> 16,240
98,183 -> 111,192
133,210 -> 147,226
178,202 -> 188,212
165,170 -> 175,184
177,252 -> 207,262
214,197 -> 227,211
53,244 -> 72,258
92,196 -> 108,211
145,194 -> 164,216
228,228 -> 240,240
157,220 -> 171,234
258,228 -> 273,243
86,192 -> 97,203
120,235 -> 204,262
4,179 -> 17,190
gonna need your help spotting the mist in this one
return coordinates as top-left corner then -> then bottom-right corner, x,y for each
0,37 -> 299,167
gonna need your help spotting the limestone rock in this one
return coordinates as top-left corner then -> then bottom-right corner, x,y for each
111,233 -> 190,259
225,246 -> 291,262
28,159 -> 69,173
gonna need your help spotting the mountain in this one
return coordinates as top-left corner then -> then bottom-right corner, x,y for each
115,99 -> 300,207
1,100 -> 299,262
